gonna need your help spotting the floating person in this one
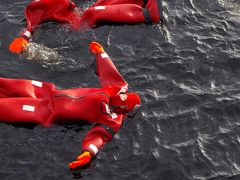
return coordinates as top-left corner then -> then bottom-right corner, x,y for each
9,0 -> 164,54
0,42 -> 141,169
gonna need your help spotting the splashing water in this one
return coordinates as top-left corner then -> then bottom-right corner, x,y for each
21,42 -> 80,69
24,42 -> 60,63
218,0 -> 240,12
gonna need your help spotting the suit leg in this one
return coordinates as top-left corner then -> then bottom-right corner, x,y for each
0,78 -> 36,98
0,97 -> 53,126
80,4 -> 145,28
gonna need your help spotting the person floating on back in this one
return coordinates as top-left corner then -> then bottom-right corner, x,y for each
1,41 -> 141,169
9,0 -> 164,54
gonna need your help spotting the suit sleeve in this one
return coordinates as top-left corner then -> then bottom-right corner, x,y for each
81,113 -> 124,156
19,1 -> 46,40
19,0 -> 78,40
95,51 -> 128,90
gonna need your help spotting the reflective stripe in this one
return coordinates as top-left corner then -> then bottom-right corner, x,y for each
95,6 -> 105,10
110,113 -> 118,119
89,144 -> 98,154
117,86 -> 127,94
22,105 -> 35,112
102,102 -> 117,119
101,52 -> 109,58
23,31 -> 31,38
105,104 -> 111,114
31,80 -> 43,87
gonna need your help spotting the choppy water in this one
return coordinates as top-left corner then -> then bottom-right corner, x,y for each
0,0 -> 240,179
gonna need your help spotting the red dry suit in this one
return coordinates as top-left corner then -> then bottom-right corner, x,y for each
20,0 -> 164,40
0,50 -> 141,157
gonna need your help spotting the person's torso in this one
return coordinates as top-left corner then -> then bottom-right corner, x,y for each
53,88 -> 111,123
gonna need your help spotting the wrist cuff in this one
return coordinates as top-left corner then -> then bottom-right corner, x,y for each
82,143 -> 99,157
20,30 -> 31,41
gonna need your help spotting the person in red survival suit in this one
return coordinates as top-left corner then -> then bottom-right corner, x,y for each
0,41 -> 141,169
9,0 -> 164,53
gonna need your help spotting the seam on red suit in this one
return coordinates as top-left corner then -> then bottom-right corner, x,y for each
54,92 -> 110,100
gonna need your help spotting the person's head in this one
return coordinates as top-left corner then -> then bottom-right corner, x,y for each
110,92 -> 141,115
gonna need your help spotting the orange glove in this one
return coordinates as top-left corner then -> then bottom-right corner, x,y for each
9,37 -> 29,54
69,151 -> 92,169
89,41 -> 104,54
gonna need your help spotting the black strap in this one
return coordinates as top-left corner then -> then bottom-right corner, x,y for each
95,124 -> 115,137
142,8 -> 152,24
143,0 -> 148,7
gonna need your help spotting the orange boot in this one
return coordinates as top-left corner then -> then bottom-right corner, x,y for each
89,41 -> 104,54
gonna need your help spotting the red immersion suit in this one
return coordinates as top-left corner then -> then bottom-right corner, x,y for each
0,46 -> 141,159
19,0 -> 164,40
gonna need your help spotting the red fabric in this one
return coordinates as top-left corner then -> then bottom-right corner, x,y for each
78,4 -> 145,29
0,50 -> 141,156
95,52 -> 128,88
145,0 -> 162,23
110,92 -> 141,113
94,0 -> 144,6
19,0 -> 163,38
81,124 -> 117,156
24,0 -> 80,33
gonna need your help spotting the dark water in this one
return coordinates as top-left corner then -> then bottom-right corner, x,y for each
0,0 -> 240,179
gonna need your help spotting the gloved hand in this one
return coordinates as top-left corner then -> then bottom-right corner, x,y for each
69,151 -> 92,169
9,37 -> 29,54
89,41 -> 104,54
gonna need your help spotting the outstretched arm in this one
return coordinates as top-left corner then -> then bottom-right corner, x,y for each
69,113 -> 123,169
9,0 -> 49,54
9,0 -> 78,54
90,42 -> 128,90
69,125 -> 113,169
